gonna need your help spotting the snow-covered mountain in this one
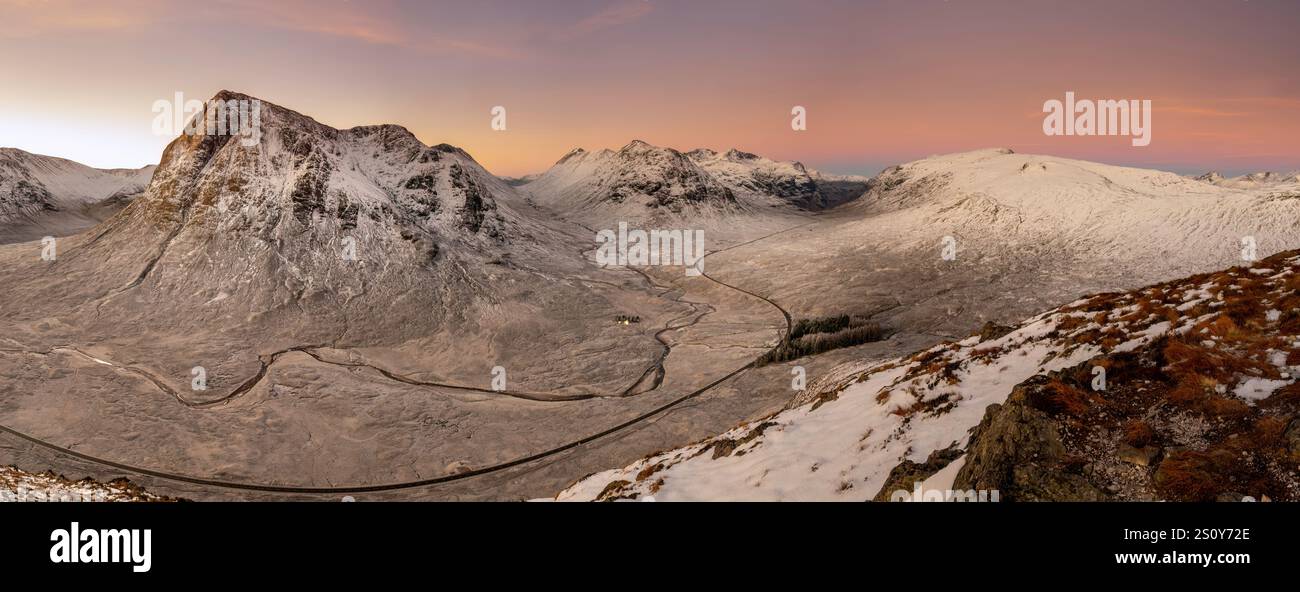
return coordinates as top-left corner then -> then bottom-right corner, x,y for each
859,149 -> 1299,271
49,90 -> 540,319
0,148 -> 155,243
520,141 -> 868,224
557,249 -> 1300,501
1194,170 -> 1300,189
686,148 -> 869,209
522,140 -> 738,221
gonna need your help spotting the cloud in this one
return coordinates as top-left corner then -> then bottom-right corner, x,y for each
207,0 -> 523,59
0,0 -> 522,59
553,0 -> 653,41
213,0 -> 522,59
0,0 -> 158,38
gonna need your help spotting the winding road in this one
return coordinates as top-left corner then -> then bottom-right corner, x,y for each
0,222 -> 809,496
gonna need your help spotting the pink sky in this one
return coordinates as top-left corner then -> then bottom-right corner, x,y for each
1,0 -> 1297,177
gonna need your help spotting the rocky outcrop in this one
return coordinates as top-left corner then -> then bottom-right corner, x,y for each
953,375 -> 1108,501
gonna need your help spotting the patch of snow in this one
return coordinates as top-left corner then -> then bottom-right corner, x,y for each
1233,377 -> 1293,404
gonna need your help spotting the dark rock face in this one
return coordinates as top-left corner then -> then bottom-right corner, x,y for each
742,169 -> 820,208
6,180 -> 55,215
290,150 -> 331,224
953,376 -> 1108,501
605,145 -> 736,210
450,163 -> 497,233
399,174 -> 440,218
977,321 -> 1016,342
335,193 -> 359,230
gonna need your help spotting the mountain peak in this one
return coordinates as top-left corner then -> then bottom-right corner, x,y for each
211,89 -> 257,103
127,90 -> 513,256
556,147 -> 587,164
724,148 -> 759,161
619,139 -> 667,154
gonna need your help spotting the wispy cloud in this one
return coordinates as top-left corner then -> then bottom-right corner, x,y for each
0,0 -> 158,38
212,0 -> 523,59
551,0 -> 653,41
0,0 -> 523,58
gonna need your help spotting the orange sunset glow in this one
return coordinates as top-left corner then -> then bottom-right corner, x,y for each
2,0 -> 1297,177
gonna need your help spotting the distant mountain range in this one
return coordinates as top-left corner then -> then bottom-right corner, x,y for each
1194,170 -> 1300,189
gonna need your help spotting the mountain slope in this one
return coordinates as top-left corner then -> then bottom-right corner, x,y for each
557,249 -> 1300,501
0,148 -> 155,243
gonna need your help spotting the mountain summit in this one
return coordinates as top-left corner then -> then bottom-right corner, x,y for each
520,140 -> 868,223
131,91 -> 511,248
523,140 -> 736,218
